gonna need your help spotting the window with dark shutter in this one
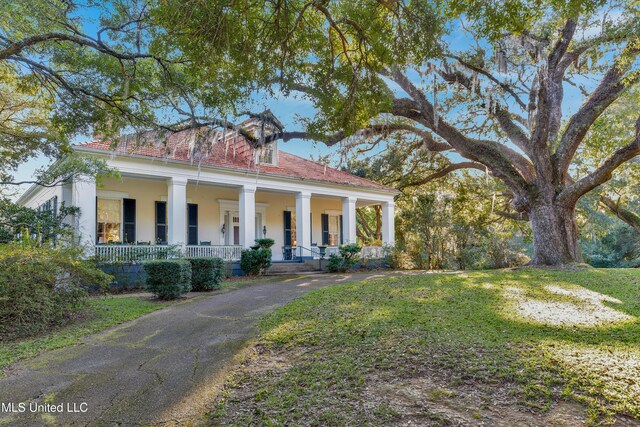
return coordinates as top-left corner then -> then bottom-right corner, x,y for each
187,204 -> 198,245
339,215 -> 343,244
283,211 -> 292,246
321,214 -> 329,245
155,201 -> 167,244
123,198 -> 136,243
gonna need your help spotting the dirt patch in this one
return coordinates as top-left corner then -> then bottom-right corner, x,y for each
363,373 -> 587,426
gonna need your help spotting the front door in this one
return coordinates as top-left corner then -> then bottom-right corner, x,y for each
282,211 -> 299,259
224,211 -> 264,245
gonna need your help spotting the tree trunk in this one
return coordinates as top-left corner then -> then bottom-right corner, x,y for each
529,202 -> 582,265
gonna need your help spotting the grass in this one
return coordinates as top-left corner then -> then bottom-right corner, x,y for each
210,268 -> 640,426
0,297 -> 169,374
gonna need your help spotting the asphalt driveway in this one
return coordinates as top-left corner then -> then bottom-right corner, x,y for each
0,272 -> 400,426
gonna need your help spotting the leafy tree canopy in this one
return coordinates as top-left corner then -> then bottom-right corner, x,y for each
1,0 -> 229,185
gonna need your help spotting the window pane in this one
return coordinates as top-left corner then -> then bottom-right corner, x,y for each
291,213 -> 297,245
97,199 -> 121,243
329,215 -> 339,246
258,143 -> 276,165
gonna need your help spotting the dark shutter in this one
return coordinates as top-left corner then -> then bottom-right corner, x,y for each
339,215 -> 343,244
187,203 -> 198,245
95,196 -> 99,244
283,211 -> 292,245
155,201 -> 167,244
310,213 -> 313,244
123,198 -> 136,243
321,214 -> 329,245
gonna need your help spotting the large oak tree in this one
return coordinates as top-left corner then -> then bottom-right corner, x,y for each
156,0 -> 640,265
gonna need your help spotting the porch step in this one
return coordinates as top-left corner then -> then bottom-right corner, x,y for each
266,259 -> 322,274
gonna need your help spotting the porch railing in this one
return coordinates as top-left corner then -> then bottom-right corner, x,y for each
361,246 -> 386,259
297,245 -> 385,260
94,244 -> 242,262
95,244 -> 384,263
185,245 -> 242,260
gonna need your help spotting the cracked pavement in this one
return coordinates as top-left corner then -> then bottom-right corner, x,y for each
0,272 -> 399,426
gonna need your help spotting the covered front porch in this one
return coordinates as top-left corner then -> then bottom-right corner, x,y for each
73,174 -> 395,263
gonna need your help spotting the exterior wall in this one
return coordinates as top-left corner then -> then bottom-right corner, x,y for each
311,196 -> 342,245
99,176 -> 168,243
20,184 -> 64,211
256,192 -> 341,260
258,191 -> 293,260
187,183 -> 236,244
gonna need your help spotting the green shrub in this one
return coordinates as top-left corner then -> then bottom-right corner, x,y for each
254,238 -> 275,249
0,244 -> 112,340
187,257 -> 225,291
143,260 -> 192,299
326,254 -> 344,272
240,248 -> 272,276
326,244 -> 362,273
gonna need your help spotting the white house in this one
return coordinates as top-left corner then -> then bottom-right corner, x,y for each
17,118 -> 397,263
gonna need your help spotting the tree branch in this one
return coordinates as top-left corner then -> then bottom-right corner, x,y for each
398,162 -> 486,189
548,18 -> 577,73
555,46 -> 640,178
558,121 -> 640,207
383,68 -> 534,192
437,67 -> 532,158
495,210 -> 530,221
600,195 -> 640,233
444,54 -> 527,110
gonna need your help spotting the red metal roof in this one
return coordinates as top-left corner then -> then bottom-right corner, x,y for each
76,129 -> 395,192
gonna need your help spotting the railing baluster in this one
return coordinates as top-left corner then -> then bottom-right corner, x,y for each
96,244 -> 243,262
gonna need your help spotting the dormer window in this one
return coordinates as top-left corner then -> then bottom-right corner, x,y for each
256,142 -> 278,166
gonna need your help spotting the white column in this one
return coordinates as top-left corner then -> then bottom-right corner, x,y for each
342,196 -> 357,244
381,201 -> 396,246
296,191 -> 311,256
72,175 -> 96,254
239,185 -> 256,247
167,177 -> 188,248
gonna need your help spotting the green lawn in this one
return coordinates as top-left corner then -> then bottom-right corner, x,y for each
210,268 -> 640,426
0,297 -> 169,374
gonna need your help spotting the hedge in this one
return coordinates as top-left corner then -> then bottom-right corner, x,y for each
143,260 -> 192,299
187,257 -> 225,291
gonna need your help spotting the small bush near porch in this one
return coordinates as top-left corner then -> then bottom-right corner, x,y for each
144,260 -> 192,299
240,248 -> 272,276
187,257 -> 225,291
211,269 -> 640,426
